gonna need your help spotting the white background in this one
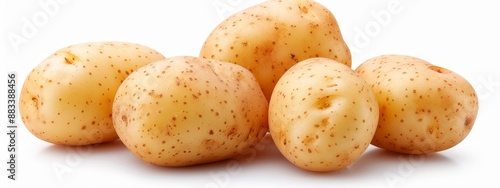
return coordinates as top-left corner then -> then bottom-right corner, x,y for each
1,0 -> 500,187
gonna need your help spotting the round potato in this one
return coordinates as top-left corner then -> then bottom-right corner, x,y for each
355,54 -> 479,154
269,58 -> 379,172
112,56 -> 268,166
200,0 -> 351,100
20,41 -> 165,146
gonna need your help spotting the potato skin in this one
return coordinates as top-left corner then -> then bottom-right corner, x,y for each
20,42 -> 165,146
269,58 -> 378,172
355,55 -> 479,154
200,0 -> 351,100
112,56 -> 268,166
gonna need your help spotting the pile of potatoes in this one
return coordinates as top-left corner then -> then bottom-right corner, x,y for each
20,0 -> 478,172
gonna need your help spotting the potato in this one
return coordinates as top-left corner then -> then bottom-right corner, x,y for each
355,55 -> 479,154
200,0 -> 351,100
112,56 -> 268,166
269,58 -> 379,172
20,41 -> 165,146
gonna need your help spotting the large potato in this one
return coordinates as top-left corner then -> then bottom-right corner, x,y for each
112,56 -> 268,166
355,55 -> 479,154
200,0 -> 351,100
269,58 -> 378,172
20,42 -> 165,146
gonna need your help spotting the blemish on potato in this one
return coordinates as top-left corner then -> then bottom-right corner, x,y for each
313,95 -> 335,110
31,97 -> 39,110
464,116 -> 473,129
62,52 -> 80,65
429,65 -> 451,74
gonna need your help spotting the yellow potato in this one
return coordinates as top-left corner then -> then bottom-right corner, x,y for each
269,58 -> 378,172
112,56 -> 268,166
355,54 -> 479,154
20,41 -> 165,146
200,0 -> 351,100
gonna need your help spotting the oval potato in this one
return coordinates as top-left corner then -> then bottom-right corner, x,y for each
20,41 -> 165,146
112,56 -> 268,166
355,54 -> 479,154
201,0 -> 351,100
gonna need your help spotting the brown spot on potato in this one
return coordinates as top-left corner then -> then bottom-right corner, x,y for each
299,5 -> 309,14
302,136 -> 315,145
464,116 -> 473,129
226,125 -> 238,139
64,57 -> 73,64
314,95 -> 334,110
429,65 -> 451,74
31,97 -> 39,110
62,51 -> 80,64
202,139 -> 217,150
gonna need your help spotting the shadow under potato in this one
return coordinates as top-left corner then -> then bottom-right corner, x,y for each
347,147 -> 457,176
40,139 -> 127,155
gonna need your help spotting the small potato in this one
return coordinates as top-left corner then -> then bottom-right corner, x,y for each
20,42 -> 165,146
355,55 -> 479,154
200,0 -> 351,100
269,58 -> 379,172
112,56 -> 268,166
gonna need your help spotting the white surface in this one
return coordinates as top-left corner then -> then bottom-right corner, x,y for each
1,0 -> 499,187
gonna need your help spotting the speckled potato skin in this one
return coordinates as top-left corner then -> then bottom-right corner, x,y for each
20,42 -> 165,146
112,56 -> 268,167
200,0 -> 351,100
269,58 -> 378,172
355,55 -> 479,154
